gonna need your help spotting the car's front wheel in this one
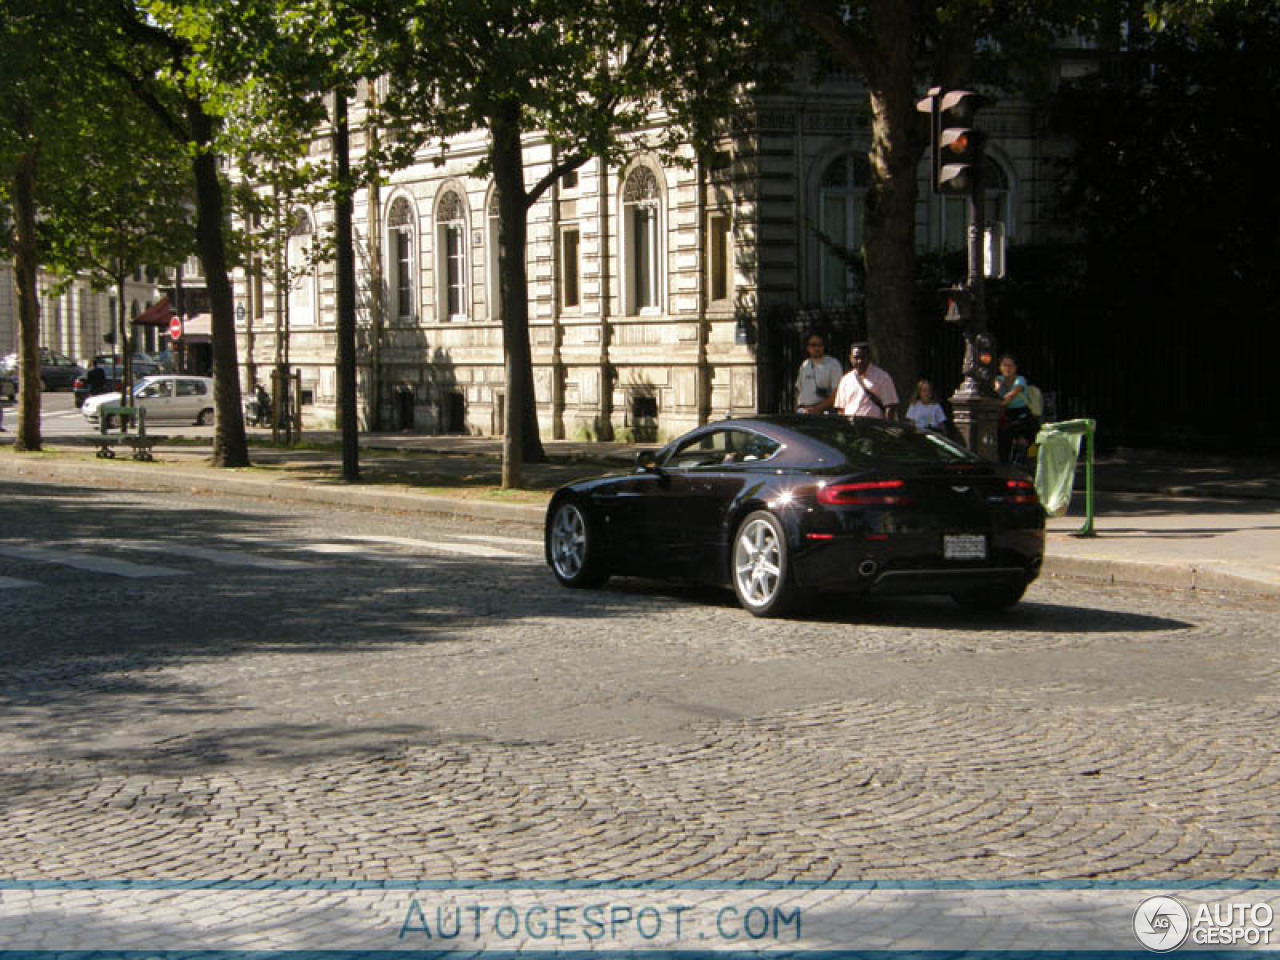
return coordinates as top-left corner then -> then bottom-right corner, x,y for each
732,510 -> 797,617
952,582 -> 1027,612
547,498 -> 608,588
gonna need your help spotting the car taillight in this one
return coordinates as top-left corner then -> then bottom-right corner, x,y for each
817,479 -> 911,506
1005,479 -> 1038,504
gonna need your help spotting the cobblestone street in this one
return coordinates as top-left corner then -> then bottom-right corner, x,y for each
2,478 -> 1278,883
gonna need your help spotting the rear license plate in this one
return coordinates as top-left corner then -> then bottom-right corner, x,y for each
944,534 -> 987,560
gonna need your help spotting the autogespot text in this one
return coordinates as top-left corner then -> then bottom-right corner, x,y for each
399,898 -> 801,945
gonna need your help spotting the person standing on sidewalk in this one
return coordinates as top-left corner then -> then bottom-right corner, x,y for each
905,379 -> 948,432
86,361 -> 108,397
995,353 -> 1037,464
795,331 -> 843,414
835,342 -> 899,420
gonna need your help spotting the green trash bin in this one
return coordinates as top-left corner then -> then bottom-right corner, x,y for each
1034,418 -> 1096,536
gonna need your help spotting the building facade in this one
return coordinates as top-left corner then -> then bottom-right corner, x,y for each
234,74 -> 1075,443
1,265 -> 165,366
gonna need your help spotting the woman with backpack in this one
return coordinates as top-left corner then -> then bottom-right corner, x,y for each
995,353 -> 1040,465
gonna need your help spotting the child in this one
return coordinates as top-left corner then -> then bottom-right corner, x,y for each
906,379 -> 947,432
995,353 -> 1037,464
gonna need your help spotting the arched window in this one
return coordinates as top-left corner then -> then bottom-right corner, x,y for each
487,191 -> 503,322
288,209 -> 315,326
818,152 -> 870,305
623,166 -> 663,314
387,197 -> 416,321
436,190 -> 467,321
941,157 -> 1011,251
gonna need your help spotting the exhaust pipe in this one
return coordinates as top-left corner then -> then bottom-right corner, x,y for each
858,560 -> 879,578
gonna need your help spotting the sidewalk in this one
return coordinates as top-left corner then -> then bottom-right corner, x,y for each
4,432 -> 1278,598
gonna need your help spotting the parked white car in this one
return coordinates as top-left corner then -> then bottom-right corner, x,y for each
82,375 -> 216,427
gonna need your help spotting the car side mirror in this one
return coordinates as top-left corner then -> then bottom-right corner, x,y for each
634,450 -> 662,473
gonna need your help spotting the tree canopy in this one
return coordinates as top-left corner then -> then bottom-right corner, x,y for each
367,0 -> 791,486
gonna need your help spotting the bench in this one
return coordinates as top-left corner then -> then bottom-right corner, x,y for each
96,405 -> 159,462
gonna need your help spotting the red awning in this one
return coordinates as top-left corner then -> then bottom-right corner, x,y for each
133,297 -> 176,326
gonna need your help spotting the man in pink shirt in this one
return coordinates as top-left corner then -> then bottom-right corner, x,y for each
834,342 -> 899,419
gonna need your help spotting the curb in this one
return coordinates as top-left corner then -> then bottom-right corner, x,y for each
1039,556 -> 1280,599
6,454 -> 1277,600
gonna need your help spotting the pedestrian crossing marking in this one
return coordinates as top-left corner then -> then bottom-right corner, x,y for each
0,544 -> 190,578
123,541 -> 319,570
340,535 -> 528,559
451,533 -> 543,547
0,532 -> 538,583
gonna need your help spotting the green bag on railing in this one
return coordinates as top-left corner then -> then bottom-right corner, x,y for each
1034,419 -> 1095,518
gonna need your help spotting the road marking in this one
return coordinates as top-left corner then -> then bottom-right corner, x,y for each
451,533 -> 543,547
0,544 -> 190,578
117,541 -> 321,570
0,576 -> 38,590
340,535 -> 529,558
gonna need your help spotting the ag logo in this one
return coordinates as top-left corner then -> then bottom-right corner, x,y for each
1134,895 -> 1190,952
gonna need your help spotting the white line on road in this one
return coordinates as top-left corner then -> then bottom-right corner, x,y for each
0,576 -> 38,589
450,533 -> 543,547
120,541 -> 320,570
340,534 -> 529,558
0,544 -> 191,578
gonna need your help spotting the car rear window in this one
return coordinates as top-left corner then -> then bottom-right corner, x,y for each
788,418 -> 978,464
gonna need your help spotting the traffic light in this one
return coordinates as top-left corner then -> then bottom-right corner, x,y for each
917,88 -> 987,195
940,285 -> 971,325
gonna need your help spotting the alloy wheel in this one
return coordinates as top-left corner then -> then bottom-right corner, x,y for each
734,516 -> 783,607
550,502 -> 588,580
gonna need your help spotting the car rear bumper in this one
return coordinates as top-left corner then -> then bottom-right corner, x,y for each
792,529 -> 1043,596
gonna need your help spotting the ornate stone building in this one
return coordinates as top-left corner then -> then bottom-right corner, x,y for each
234,73 -> 1074,442
1,265 -> 165,366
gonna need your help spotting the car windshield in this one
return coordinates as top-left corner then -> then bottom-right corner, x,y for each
786,417 -> 979,464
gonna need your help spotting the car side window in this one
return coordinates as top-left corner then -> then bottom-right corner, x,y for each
143,380 -> 173,398
735,430 -> 782,463
665,429 -> 781,468
176,380 -> 203,397
667,431 -> 732,469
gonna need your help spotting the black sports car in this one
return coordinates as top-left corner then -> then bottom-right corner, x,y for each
545,415 -> 1045,617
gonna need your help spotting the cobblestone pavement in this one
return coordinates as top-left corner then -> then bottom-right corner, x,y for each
1,476 -> 1278,883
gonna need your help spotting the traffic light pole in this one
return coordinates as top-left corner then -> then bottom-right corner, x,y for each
917,85 -> 1001,458
948,112 -> 1001,460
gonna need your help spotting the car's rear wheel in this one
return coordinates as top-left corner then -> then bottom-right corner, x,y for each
547,498 -> 608,588
196,408 -> 213,426
732,510 -> 797,617
952,582 -> 1027,611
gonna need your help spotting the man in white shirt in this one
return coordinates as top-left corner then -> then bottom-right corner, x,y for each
834,342 -> 899,419
794,332 -> 844,414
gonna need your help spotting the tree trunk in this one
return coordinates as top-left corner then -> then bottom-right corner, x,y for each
332,89 -> 360,482
491,105 -> 545,488
115,273 -> 129,398
189,104 -> 249,468
861,0 -> 922,398
12,143 -> 41,452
